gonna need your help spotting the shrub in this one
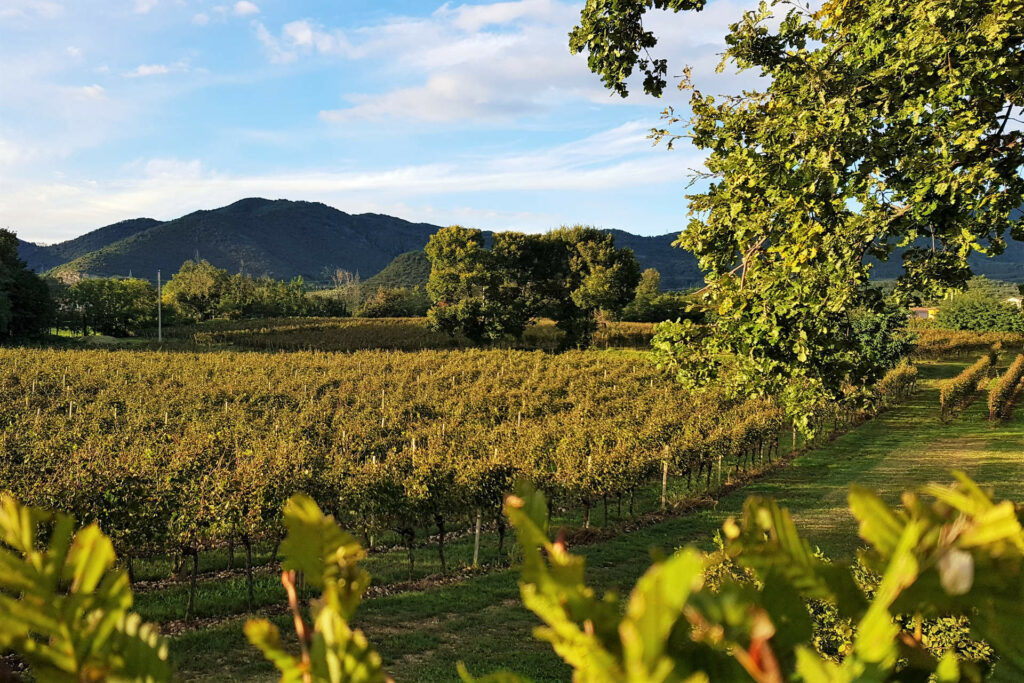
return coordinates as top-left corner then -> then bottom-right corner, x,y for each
935,279 -> 1024,333
873,361 -> 918,408
939,351 -> 996,420
988,353 -> 1024,421
355,286 -> 430,318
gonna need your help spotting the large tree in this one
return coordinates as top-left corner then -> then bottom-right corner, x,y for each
572,0 -> 1024,422
424,226 -> 639,347
70,277 -> 156,337
425,227 -> 533,344
0,229 -> 54,338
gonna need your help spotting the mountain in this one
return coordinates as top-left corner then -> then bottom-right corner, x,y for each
14,198 -> 705,289
360,251 -> 432,293
14,197 -> 1021,291
18,218 -> 161,273
43,199 -> 443,283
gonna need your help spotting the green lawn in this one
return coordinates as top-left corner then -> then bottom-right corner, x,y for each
169,359 -> 1024,681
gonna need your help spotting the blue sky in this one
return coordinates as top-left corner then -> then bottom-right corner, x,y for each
0,0 -> 761,243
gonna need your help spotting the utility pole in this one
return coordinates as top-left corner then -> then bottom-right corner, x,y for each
157,269 -> 162,343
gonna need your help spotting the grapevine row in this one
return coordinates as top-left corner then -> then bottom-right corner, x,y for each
0,347 -> 912,620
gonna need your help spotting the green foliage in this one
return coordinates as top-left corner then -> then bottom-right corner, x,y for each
355,287 -> 430,318
69,277 -> 157,336
162,259 -> 229,321
568,0 -> 707,97
0,494 -> 169,681
940,352 -> 997,420
0,228 -> 55,338
545,226 -> 641,349
618,268 -> 698,323
360,251 -> 431,294
936,279 -> 1024,333
872,362 -> 919,409
988,353 -> 1024,421
425,226 -> 640,348
426,227 -> 532,345
163,259 -> 346,323
245,494 -> 386,683
573,0 -> 1024,423
469,473 -> 1024,682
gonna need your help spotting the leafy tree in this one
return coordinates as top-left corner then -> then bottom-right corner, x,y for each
425,226 -> 532,344
163,259 -> 230,321
356,286 -> 430,318
936,278 -> 1024,332
0,228 -> 54,338
571,0 -> 1024,425
542,226 -> 641,349
619,267 -> 698,323
425,226 -> 639,348
70,277 -> 157,336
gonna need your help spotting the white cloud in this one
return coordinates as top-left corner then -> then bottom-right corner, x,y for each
124,60 -> 189,78
0,137 -> 37,167
192,12 -> 210,25
134,0 -> 158,14
289,0 -> 762,124
233,1 -> 260,16
1,123 -> 700,241
255,19 -> 355,63
71,84 -> 106,100
66,46 -> 81,58
0,1 -> 62,20
127,64 -> 170,77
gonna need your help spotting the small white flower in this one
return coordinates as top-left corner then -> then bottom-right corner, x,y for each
938,549 -> 974,595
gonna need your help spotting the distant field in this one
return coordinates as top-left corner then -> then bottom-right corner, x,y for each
162,316 -> 656,352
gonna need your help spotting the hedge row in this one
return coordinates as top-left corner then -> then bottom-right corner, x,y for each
988,353 -> 1024,421
939,349 -> 997,420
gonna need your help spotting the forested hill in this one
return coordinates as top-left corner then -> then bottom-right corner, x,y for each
15,198 -> 705,289
19,198 -> 1019,289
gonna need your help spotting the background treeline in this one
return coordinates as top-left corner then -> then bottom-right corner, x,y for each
926,276 -> 1024,332
425,225 -> 650,348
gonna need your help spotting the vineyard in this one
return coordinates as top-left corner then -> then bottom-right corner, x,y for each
0,343 -> 923,627
163,317 -> 657,353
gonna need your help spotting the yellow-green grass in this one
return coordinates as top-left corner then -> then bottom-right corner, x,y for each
167,358 -> 1023,681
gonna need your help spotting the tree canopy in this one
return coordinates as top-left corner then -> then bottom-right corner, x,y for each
0,229 -> 54,338
425,226 -> 639,348
573,0 -> 1024,422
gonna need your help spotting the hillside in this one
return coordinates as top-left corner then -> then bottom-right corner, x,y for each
17,218 -> 161,273
360,250 -> 432,293
43,199 -> 441,283
15,198 -> 705,289
15,198 -> 1022,290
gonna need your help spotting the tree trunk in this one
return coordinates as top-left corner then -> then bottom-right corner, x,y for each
228,538 -> 234,570
243,536 -> 254,611
435,514 -> 447,573
473,510 -> 482,568
403,528 -> 415,582
184,548 -> 199,622
497,516 -> 506,556
127,555 -> 135,585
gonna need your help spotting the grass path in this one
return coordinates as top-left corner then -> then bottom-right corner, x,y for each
171,360 -> 1024,681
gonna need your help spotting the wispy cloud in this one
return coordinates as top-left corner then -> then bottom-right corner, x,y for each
124,60 -> 189,78
133,0 -> 158,15
233,1 -> 260,17
1,122 -> 700,241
